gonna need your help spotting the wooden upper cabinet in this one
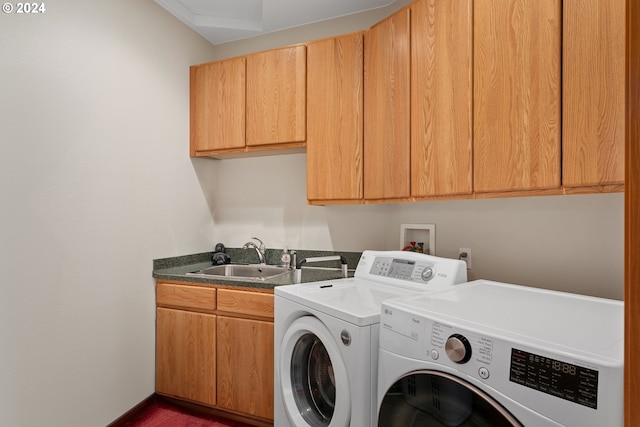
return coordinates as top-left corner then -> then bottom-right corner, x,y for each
307,33 -> 364,202
246,46 -> 307,147
410,0 -> 473,197
190,57 -> 246,155
364,7 -> 411,200
473,0 -> 561,193
562,0 -> 625,187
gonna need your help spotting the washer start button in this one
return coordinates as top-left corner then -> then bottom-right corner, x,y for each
478,367 -> 490,379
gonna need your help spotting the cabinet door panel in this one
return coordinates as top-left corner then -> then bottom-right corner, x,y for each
411,0 -> 473,197
156,308 -> 216,406
563,0 -> 625,186
246,46 -> 306,147
307,33 -> 364,201
474,0 -> 561,193
190,58 -> 246,153
217,316 -> 274,420
364,8 -> 411,200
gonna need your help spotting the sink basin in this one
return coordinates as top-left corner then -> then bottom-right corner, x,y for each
187,264 -> 291,281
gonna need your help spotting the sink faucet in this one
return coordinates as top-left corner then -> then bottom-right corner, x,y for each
243,237 -> 266,264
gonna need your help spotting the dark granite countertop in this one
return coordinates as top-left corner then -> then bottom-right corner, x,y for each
152,249 -> 362,290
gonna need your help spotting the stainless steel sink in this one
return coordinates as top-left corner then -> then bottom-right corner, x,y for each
187,264 -> 291,281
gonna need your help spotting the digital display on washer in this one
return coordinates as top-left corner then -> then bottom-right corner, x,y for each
387,259 -> 415,280
370,258 -> 416,280
509,348 -> 598,409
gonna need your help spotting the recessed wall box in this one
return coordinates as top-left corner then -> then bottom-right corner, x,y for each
400,224 -> 435,255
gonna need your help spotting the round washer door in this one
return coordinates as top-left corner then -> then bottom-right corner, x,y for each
378,370 -> 523,427
280,315 -> 351,427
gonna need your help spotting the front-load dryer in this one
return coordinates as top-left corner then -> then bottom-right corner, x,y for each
274,250 -> 467,427
377,279 -> 624,426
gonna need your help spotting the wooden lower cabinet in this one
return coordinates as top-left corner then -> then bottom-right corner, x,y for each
155,282 -> 274,423
216,316 -> 274,420
156,307 -> 217,406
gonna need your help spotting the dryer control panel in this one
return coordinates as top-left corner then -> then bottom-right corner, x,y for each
509,348 -> 599,409
379,281 -> 624,427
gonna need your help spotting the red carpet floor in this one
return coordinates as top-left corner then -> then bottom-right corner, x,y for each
122,400 -> 257,427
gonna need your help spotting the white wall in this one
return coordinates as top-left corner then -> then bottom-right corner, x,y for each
203,153 -> 392,251
385,194 -> 624,299
0,1 -> 217,425
208,155 -> 624,300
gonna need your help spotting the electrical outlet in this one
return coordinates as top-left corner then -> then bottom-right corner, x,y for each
458,248 -> 472,269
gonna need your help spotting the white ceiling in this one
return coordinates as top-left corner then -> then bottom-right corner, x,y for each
155,0 -> 395,45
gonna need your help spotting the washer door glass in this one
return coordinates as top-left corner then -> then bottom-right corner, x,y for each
280,316 -> 351,427
378,371 -> 523,427
292,333 -> 335,423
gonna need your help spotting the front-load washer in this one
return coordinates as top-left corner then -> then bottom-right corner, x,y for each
377,279 -> 624,426
274,250 -> 467,427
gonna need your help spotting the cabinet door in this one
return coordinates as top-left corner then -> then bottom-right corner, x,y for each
190,58 -> 246,154
156,307 -> 216,406
364,8 -> 411,200
216,316 -> 274,420
246,46 -> 306,147
307,33 -> 364,202
411,0 -> 473,197
474,0 -> 561,193
563,0 -> 625,187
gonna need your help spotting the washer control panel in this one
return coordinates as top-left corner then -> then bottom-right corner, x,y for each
354,250 -> 467,289
369,257 -> 436,283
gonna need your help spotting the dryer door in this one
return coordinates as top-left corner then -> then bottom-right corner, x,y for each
280,316 -> 351,427
378,370 -> 523,427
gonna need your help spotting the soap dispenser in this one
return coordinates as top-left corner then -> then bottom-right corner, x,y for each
280,246 -> 291,268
